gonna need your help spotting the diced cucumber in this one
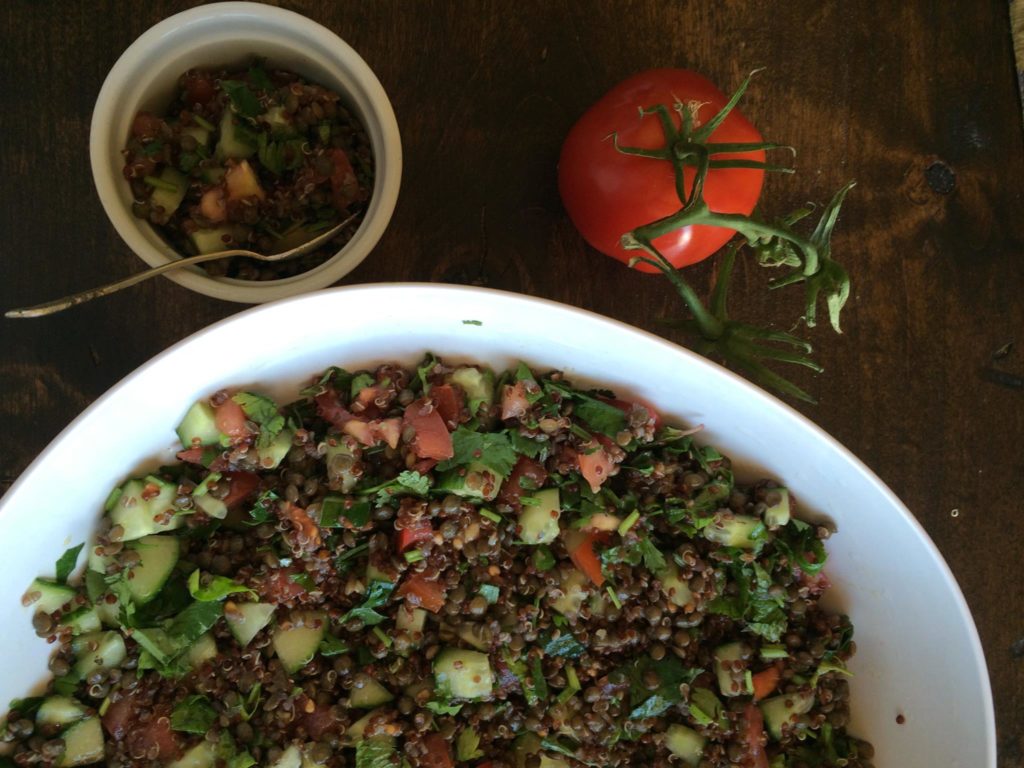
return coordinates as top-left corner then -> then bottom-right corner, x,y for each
181,125 -> 211,147
550,568 -> 589,618
167,741 -> 216,768
702,512 -> 763,549
269,745 -> 302,768
187,632 -> 218,669
350,678 -> 394,708
345,708 -> 384,743
302,744 -> 330,768
713,642 -> 750,697
657,560 -> 694,609
665,724 -> 705,766
87,544 -> 111,575
260,106 -> 294,136
324,438 -> 359,493
538,758 -> 569,768
763,488 -> 791,529
61,606 -> 101,636
513,733 -> 542,768
56,716 -> 104,767
435,461 -> 503,501
72,631 -> 127,678
190,226 -> 237,255
518,488 -> 560,544
95,599 -> 120,629
124,535 -> 179,604
256,427 -> 295,470
456,622 -> 492,651
201,166 -> 226,185
176,401 -> 222,448
108,477 -> 183,542
395,605 -> 426,654
149,167 -> 188,218
760,690 -> 815,740
226,602 -> 276,647
24,578 -> 76,614
447,367 -> 496,415
433,648 -> 494,700
194,493 -> 228,519
272,611 -> 326,673
36,696 -> 87,730
216,110 -> 255,159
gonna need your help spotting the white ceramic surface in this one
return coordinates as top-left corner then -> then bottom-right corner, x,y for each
0,285 -> 994,767
89,2 -> 402,303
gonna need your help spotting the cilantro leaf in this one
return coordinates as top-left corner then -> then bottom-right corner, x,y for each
456,727 -> 484,761
232,392 -> 286,449
366,471 -> 431,504
350,373 -> 376,400
356,736 -> 398,768
707,562 -> 788,642
246,489 -> 279,525
320,636 -> 350,657
247,61 -> 273,91
300,366 -> 352,398
187,570 -> 256,602
171,695 -> 218,734
425,699 -> 463,715
321,495 -> 370,528
436,427 -> 516,476
341,580 -> 394,626
220,80 -> 261,118
55,543 -> 84,584
541,631 -> 586,659
508,429 -> 548,460
168,600 -> 224,644
543,380 -> 627,436
417,354 -> 438,394
601,535 -> 665,573
619,656 -> 701,719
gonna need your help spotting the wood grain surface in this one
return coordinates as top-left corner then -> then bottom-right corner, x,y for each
1,0 -> 1022,763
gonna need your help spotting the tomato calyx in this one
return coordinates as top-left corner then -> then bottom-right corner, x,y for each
608,71 -> 855,402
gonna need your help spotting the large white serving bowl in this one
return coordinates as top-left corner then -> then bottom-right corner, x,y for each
0,285 -> 993,767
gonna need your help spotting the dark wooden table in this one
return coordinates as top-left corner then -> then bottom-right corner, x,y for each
2,0 -> 1022,763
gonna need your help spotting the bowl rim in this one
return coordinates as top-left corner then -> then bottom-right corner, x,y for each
88,1 -> 402,304
0,283 -> 997,766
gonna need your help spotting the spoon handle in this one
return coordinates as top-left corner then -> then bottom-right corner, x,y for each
4,249 -> 251,318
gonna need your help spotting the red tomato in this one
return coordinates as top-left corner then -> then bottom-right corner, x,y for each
751,666 -> 781,701
176,447 -> 206,465
415,733 -> 454,768
182,71 -> 217,106
397,574 -> 447,612
396,518 -> 434,552
404,401 -> 454,460
222,471 -> 260,508
500,381 -> 531,421
559,69 -> 766,271
430,384 -> 464,428
328,148 -> 360,212
564,530 -> 605,586
131,111 -> 164,139
104,695 -> 180,761
577,441 -> 614,493
741,703 -> 769,768
315,388 -> 355,429
260,567 -> 308,604
497,456 -> 548,509
215,397 -> 251,441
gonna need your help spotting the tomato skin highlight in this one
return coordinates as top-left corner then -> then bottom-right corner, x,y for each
404,401 -> 454,460
397,574 -> 447,612
751,665 -> 781,701
396,518 -> 434,552
558,68 -> 766,270
564,530 -> 606,586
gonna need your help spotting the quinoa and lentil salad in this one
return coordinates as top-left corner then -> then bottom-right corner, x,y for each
3,357 -> 873,768
121,60 -> 373,280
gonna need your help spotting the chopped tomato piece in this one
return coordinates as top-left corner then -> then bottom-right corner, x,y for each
397,574 -> 446,612
404,401 -> 454,460
415,733 -> 454,768
260,567 -> 308,604
497,456 -> 547,509
104,694 -> 180,761
741,703 -> 769,768
564,530 -> 605,586
328,148 -> 360,211
315,388 -> 355,430
372,418 -> 402,450
577,440 -> 614,493
751,666 -> 781,701
199,186 -> 226,222
430,384 -> 464,428
797,568 -> 831,596
131,111 -> 164,139
176,447 -> 206,465
343,419 -> 375,446
283,502 -> 321,547
603,396 -> 663,428
215,397 -> 251,441
182,72 -> 217,105
222,471 -> 260,508
500,381 -> 531,421
396,518 -> 434,552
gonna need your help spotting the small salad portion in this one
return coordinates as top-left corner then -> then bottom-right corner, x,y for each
3,357 -> 872,768
122,59 -> 373,280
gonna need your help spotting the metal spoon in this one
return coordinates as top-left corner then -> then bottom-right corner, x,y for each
5,213 -> 361,318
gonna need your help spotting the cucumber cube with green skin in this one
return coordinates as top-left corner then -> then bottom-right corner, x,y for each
187,632 -> 218,669
713,641 -> 750,697
395,605 -> 427,655
350,677 -> 395,708
538,758 -> 569,768
760,690 -> 816,740
702,512 -> 764,549
517,488 -> 561,544
24,578 -> 75,614
36,696 -> 87,730
226,602 -> 276,648
345,709 -> 387,744
256,427 -> 296,470
181,125 -> 211,147
433,648 -> 494,700
324,438 -> 359,493
149,167 -> 188,218
176,401 -> 223,448
272,611 -> 326,673
435,461 -> 503,501
167,741 -> 217,768
124,535 -> 180,604
763,488 -> 791,529
665,724 -> 705,766
657,560 -> 694,609
60,605 -> 101,636
190,226 -> 237,255
193,492 -> 228,519
108,477 -> 183,542
72,631 -> 127,678
216,110 -> 256,160
268,745 -> 302,768
56,717 -> 104,767
447,367 -> 496,416
549,568 -> 590,618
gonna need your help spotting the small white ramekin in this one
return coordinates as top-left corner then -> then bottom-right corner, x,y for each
90,2 -> 401,304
